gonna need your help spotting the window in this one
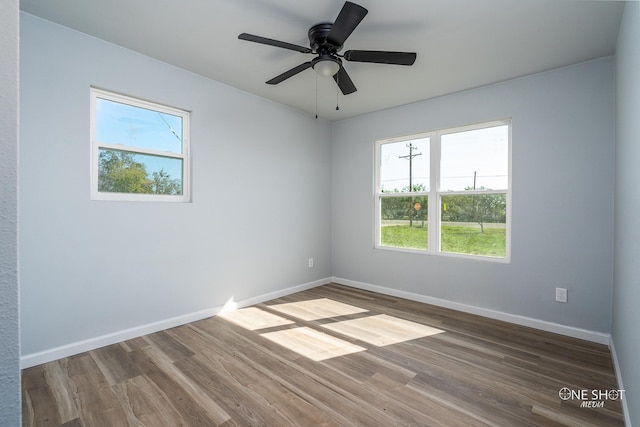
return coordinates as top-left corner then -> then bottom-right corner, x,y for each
90,88 -> 190,202
375,120 -> 511,261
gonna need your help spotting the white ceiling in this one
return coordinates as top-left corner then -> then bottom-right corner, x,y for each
20,0 -> 624,121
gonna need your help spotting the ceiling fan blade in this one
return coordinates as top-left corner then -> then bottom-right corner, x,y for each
239,33 -> 312,54
344,50 -> 417,65
266,61 -> 313,85
333,64 -> 357,95
326,2 -> 368,47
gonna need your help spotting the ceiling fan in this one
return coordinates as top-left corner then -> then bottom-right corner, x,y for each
238,1 -> 417,96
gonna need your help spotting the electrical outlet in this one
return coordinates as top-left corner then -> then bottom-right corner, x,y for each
555,287 -> 568,303
308,258 -> 314,268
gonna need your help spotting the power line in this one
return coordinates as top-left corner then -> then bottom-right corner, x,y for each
157,112 -> 181,142
399,143 -> 422,227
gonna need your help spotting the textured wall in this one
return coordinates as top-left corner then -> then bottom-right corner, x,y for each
613,2 -> 640,424
0,0 -> 20,425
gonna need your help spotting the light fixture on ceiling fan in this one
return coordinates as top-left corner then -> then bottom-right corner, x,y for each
312,55 -> 340,77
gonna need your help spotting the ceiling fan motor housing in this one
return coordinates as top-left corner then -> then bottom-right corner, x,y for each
308,23 -> 341,55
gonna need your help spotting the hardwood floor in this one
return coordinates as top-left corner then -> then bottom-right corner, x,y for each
22,284 -> 625,426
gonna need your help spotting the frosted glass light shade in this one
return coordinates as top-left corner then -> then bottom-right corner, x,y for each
313,58 -> 340,77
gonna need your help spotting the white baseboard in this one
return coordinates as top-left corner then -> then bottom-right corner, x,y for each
609,337 -> 632,427
332,277 -> 611,345
20,277 -> 331,369
22,275 -> 612,369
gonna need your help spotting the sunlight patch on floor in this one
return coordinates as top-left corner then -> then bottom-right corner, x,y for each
222,299 -> 444,362
219,307 -> 294,330
268,298 -> 368,321
321,314 -> 444,346
261,327 -> 366,361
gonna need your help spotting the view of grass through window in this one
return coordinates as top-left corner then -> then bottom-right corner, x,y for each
380,194 -> 506,257
381,224 -> 505,257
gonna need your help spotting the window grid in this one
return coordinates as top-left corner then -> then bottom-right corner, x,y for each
375,120 -> 511,262
90,88 -> 190,202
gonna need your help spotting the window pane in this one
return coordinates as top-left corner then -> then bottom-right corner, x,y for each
441,194 -> 506,257
98,148 -> 183,195
96,97 -> 183,153
380,138 -> 429,193
440,125 -> 508,191
380,196 -> 428,249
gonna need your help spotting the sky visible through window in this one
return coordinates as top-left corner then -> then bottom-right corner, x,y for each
380,137 -> 430,192
441,126 -> 508,191
380,125 -> 508,192
95,98 -> 183,180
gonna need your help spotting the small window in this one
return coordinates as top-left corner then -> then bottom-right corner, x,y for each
90,88 -> 190,202
375,120 -> 511,261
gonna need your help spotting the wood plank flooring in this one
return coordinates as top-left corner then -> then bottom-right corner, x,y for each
22,284 -> 625,426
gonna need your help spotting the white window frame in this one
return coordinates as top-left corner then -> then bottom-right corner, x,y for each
375,119 -> 512,262
90,87 -> 191,202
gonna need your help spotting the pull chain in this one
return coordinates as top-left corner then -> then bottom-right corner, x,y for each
315,73 -> 318,119
335,70 -> 340,111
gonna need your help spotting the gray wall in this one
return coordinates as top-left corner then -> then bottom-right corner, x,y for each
332,58 -> 615,333
613,2 -> 640,424
0,0 -> 20,424
19,13 -> 332,357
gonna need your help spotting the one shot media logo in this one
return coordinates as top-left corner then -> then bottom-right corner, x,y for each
558,387 -> 624,408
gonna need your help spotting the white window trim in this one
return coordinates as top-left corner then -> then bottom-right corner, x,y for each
90,87 -> 191,202
374,119 -> 512,263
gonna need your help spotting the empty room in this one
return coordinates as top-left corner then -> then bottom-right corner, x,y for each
1,0 -> 639,425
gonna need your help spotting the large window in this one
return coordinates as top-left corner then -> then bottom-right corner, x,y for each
90,88 -> 190,202
375,120 -> 511,261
